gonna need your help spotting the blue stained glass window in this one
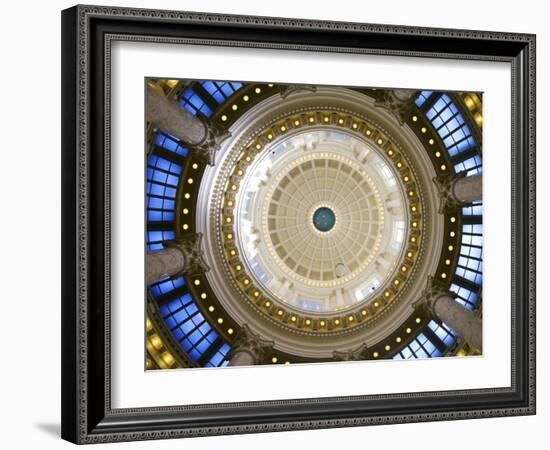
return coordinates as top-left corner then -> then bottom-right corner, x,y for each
415,90 -> 433,107
455,223 -> 483,286
462,202 -> 483,216
428,320 -> 457,347
154,131 -> 189,157
179,88 -> 213,117
393,332 -> 442,360
425,94 -> 475,157
150,277 -> 185,298
146,155 -> 181,222
449,283 -> 479,310
454,155 -> 482,176
146,230 -> 175,251
200,81 -> 243,104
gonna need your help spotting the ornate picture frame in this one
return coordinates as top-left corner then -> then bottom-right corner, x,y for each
61,5 -> 536,444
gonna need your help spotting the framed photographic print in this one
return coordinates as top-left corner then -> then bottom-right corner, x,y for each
61,4 -> 536,444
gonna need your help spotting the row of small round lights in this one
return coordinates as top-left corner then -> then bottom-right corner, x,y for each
410,114 -> 449,172
220,84 -> 276,123
220,110 -> 423,333
192,281 -> 237,338
370,317 -> 423,359
180,161 -> 201,231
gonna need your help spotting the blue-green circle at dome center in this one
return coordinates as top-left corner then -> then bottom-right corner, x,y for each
312,207 -> 336,232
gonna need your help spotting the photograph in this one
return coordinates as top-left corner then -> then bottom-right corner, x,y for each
144,79 -> 483,369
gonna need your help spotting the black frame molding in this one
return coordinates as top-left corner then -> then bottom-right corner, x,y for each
61,4 -> 536,444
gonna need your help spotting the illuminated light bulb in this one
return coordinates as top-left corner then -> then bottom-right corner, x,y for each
243,95 -> 249,101
265,301 -> 271,307
294,120 -> 300,126
228,328 -> 234,334
450,217 -> 456,223
352,123 -> 358,129
323,116 -> 330,122
280,125 -> 286,132
421,127 -> 427,133
255,87 -> 261,94
373,352 -> 379,358
334,319 -> 340,325
396,337 -> 402,343
338,118 -> 344,124
235,265 -> 242,271
445,259 -> 451,265
182,224 -> 189,230
361,310 -> 367,316
254,291 -> 260,297
412,116 -> 418,122
441,273 -> 447,279
243,279 -> 249,285
435,151 -> 441,157
277,310 -> 283,316
366,129 -> 372,135
309,117 -> 315,123
221,115 -> 228,121
267,133 -> 273,139
415,317 -> 421,324
183,208 -> 189,214
348,316 -> 354,322
291,316 -> 297,322
272,357 -> 278,363
227,234 -> 233,239
320,320 -> 326,326
184,193 -> 191,199
448,245 -> 454,251
305,319 -> 311,325
230,250 -> 236,256
217,318 -> 224,324
385,345 -> 391,351
407,252 -> 413,258
406,327 -> 412,334
450,231 -> 455,237
441,164 -> 447,171
255,143 -> 261,150
208,306 -> 215,312
226,217 -> 232,223
192,163 -> 199,169
429,139 -> 435,145
232,104 -> 238,111
187,178 -> 194,184
194,279 -> 200,286
200,293 -> 207,299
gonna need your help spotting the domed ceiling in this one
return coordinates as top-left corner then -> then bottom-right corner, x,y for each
144,80 -> 483,369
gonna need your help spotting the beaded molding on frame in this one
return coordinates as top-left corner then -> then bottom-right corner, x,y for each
73,5 -> 536,443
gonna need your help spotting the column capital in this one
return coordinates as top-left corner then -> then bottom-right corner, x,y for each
374,89 -> 417,125
276,84 -> 318,99
228,324 -> 274,364
412,276 -> 457,316
164,233 -> 210,276
191,115 -> 232,166
333,343 -> 369,361
433,172 -> 468,213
